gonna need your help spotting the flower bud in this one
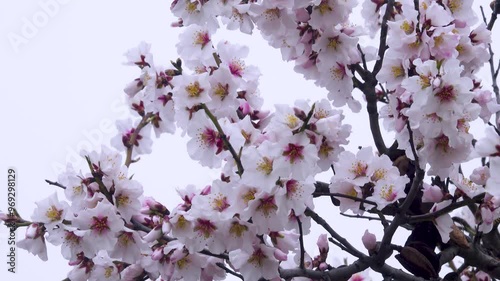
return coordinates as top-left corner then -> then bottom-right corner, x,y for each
317,234 -> 329,254
121,264 -> 143,281
422,183 -> 443,203
151,248 -> 164,261
25,223 -> 39,239
273,248 -> 288,261
362,229 -> 377,251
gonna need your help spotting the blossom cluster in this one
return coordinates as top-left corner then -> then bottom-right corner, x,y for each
1,0 -> 500,280
1,36 -> 356,280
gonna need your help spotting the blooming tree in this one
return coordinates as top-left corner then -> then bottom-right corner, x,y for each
3,0 -> 500,280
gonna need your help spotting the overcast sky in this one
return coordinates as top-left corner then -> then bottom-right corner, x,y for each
0,1 -> 498,280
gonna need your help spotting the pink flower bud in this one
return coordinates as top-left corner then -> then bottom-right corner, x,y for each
316,234 -> 329,253
240,102 -> 251,115
200,185 -> 211,195
151,248 -> 164,261
25,224 -> 39,239
362,230 -> 376,251
319,262 -> 328,271
475,271 -> 491,281
422,183 -> 443,203
169,248 -> 185,263
273,248 -> 288,261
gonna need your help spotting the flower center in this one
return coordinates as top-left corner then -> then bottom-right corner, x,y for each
185,81 -> 204,98
256,157 -> 273,176
248,248 -> 267,267
229,221 -> 248,237
194,218 -> 217,238
282,143 -> 304,164
256,195 -> 278,217
46,206 -> 63,222
210,193 -> 230,212
91,216 -> 110,234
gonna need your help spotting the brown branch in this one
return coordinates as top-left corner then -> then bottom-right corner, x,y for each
201,103 -> 244,176
340,213 -> 392,226
199,249 -> 229,260
357,44 -> 368,72
313,192 -> 378,206
297,217 -> 306,269
440,244 -> 500,278
487,0 -> 500,31
45,179 -> 67,189
295,103 -> 316,134
409,194 -> 485,223
305,207 -> 366,259
480,5 -> 500,123
280,260 -> 369,281
375,124 -> 425,264
216,262 -> 243,280
280,257 -> 430,281
85,156 -> 114,204
125,112 -> 153,167
372,0 -> 395,75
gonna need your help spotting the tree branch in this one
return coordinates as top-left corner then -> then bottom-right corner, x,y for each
45,179 -> 67,189
409,194 -> 485,223
373,0 -> 395,75
487,0 -> 500,31
305,207 -> 366,259
440,244 -> 500,278
125,112 -> 153,167
216,262 -> 243,280
297,216 -> 306,269
480,5 -> 500,123
201,103 -> 244,176
375,124 -> 425,264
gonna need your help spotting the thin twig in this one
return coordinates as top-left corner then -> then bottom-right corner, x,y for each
481,5 -> 500,123
374,210 -> 390,229
297,217 -> 306,269
357,44 -> 368,72
201,104 -> 244,176
409,194 -> 485,223
305,207 -> 366,259
45,179 -> 67,189
406,122 -> 419,165
295,103 -> 316,134
125,112 -> 153,167
216,262 -> 244,280
486,0 -> 500,31
312,192 -> 378,206
328,237 -> 350,253
340,213 -> 392,224
85,156 -> 114,204
375,124 -> 425,263
199,249 -> 229,260
373,0 -> 395,75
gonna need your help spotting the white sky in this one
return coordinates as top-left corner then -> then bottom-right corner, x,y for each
0,0 -> 497,280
